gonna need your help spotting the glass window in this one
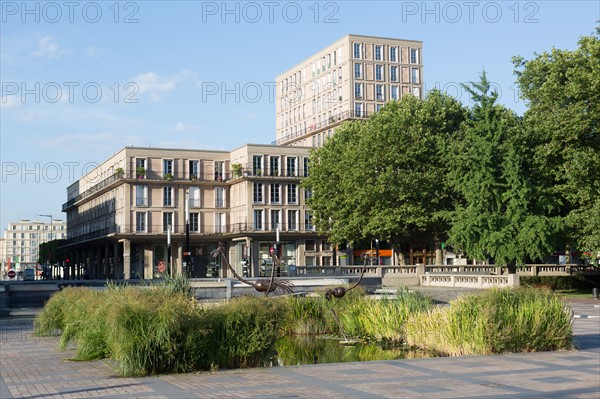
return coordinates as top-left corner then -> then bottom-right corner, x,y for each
410,48 -> 419,64
304,211 -> 314,231
215,187 -> 225,208
390,66 -> 398,82
354,103 -> 363,118
375,65 -> 383,81
163,159 -> 173,175
374,45 -> 382,61
390,47 -> 397,62
270,184 -> 281,204
286,157 -> 297,176
353,42 -> 361,58
391,85 -> 399,100
253,155 -> 263,175
253,210 -> 263,230
163,186 -> 173,206
287,184 -> 297,204
306,240 -> 316,251
189,187 -> 201,207
271,210 -> 280,231
189,160 -> 199,180
411,68 -> 420,84
354,63 -> 362,79
136,185 -> 147,206
214,161 -> 224,181
135,212 -> 146,232
253,183 -> 263,203
354,82 -> 363,99
163,212 -> 173,232
269,156 -> 280,176
190,213 -> 199,232
287,210 -> 297,230
303,157 -> 310,177
376,84 -> 384,101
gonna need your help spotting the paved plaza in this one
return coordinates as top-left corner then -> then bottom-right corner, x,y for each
1,299 -> 598,399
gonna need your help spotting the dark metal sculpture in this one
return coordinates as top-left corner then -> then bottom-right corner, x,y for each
324,253 -> 369,302
211,242 -> 294,296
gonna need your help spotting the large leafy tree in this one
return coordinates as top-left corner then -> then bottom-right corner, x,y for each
303,90 -> 466,264
513,29 -> 600,257
447,73 -> 563,271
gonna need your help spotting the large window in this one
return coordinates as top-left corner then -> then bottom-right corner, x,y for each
354,63 -> 362,79
163,212 -> 173,233
135,185 -> 147,206
270,184 -> 281,204
355,103 -> 363,118
390,46 -> 397,62
353,42 -> 361,59
190,213 -> 199,232
163,186 -> 173,206
354,82 -> 363,99
253,183 -> 263,203
410,48 -> 419,64
375,65 -> 383,81
214,161 -> 224,181
189,187 -> 201,207
304,211 -> 314,231
287,210 -> 297,230
287,184 -> 297,204
303,157 -> 310,177
253,209 -> 263,230
269,156 -> 280,176
136,212 -> 147,232
376,84 -> 384,101
286,157 -> 297,176
374,45 -> 382,61
252,155 -> 263,175
215,187 -> 225,208
391,85 -> 399,100
411,68 -> 420,84
271,210 -> 280,231
189,160 -> 199,180
163,159 -> 173,175
390,65 -> 398,82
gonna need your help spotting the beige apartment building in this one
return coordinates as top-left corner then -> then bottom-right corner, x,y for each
1,219 -> 67,272
61,145 -> 336,280
275,34 -> 423,147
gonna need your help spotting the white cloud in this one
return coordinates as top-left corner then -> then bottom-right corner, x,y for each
86,46 -> 106,59
0,95 -> 22,110
174,121 -> 201,133
131,70 -> 198,102
32,35 -> 70,59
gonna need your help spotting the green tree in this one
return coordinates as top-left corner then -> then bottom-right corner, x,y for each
303,90 -> 466,264
38,239 -> 66,264
447,73 -> 563,272
513,28 -> 600,257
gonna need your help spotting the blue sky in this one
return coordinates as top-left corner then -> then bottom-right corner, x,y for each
1,0 -> 599,231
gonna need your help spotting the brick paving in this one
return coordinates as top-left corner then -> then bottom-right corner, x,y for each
1,300 -> 598,399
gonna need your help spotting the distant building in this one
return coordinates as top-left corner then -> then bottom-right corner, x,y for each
61,145 -> 334,280
2,219 -> 67,272
275,34 -> 423,147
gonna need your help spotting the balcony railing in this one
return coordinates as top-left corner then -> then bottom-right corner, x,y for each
273,109 -> 371,145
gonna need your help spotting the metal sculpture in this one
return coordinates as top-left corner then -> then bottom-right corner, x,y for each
211,242 -> 294,296
324,253 -> 369,302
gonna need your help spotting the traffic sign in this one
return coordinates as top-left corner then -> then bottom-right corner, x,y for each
7,270 -> 16,279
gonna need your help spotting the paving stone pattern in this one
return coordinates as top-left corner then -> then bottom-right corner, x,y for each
1,300 -> 598,399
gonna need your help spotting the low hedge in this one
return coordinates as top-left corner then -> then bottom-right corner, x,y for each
520,275 -> 600,290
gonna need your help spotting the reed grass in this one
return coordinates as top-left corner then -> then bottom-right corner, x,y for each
404,288 -> 573,356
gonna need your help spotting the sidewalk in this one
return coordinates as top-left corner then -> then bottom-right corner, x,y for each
1,301 -> 598,399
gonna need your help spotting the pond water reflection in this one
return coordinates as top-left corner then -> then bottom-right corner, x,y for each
270,335 -> 436,366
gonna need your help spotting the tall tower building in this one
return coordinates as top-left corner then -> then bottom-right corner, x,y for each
275,34 -> 423,147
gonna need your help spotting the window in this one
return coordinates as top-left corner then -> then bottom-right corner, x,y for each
304,187 -> 313,200
353,42 -> 361,58
390,66 -> 398,82
412,87 -> 421,98
136,212 -> 147,232
376,104 -> 384,112
391,85 -> 399,100
322,241 -> 331,250
163,212 -> 173,233
271,210 -> 280,231
287,184 -> 298,204
253,209 -> 263,230
305,256 -> 315,266
189,160 -> 199,180
269,156 -> 280,176
270,184 -> 281,204
411,68 -> 420,84
215,187 -> 225,208
135,158 -> 146,169
322,256 -> 332,266
135,185 -> 147,206
253,155 -> 263,175
375,65 -> 383,81
304,211 -> 314,231
189,187 -> 201,207
410,48 -> 419,64
354,103 -> 363,118
163,159 -> 173,175
214,161 -> 224,181
374,45 -> 382,61
287,210 -> 297,230
354,82 -> 363,99
306,239 -> 316,251
286,157 -> 297,176
354,63 -> 362,79
390,47 -> 397,62
253,183 -> 263,203
303,157 -> 310,177
215,213 -> 225,233
376,84 -> 384,101
190,213 -> 199,232
163,186 -> 173,206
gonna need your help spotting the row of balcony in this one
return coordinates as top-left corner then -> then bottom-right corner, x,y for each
65,223 -> 317,245
63,167 -> 306,211
274,109 -> 370,145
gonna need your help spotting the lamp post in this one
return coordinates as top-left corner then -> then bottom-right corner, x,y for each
39,214 -> 53,279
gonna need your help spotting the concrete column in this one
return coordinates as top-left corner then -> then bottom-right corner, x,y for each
122,239 -> 131,280
144,246 -> 153,279
104,245 -> 110,279
95,246 -> 102,280
114,242 -> 122,279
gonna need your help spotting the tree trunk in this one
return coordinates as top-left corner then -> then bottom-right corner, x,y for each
507,260 -> 517,274
392,242 -> 406,265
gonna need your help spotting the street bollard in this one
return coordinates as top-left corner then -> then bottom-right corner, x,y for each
592,288 -> 599,299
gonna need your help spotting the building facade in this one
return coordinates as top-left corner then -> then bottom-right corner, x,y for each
2,219 -> 67,272
275,34 -> 423,147
61,145 -> 336,280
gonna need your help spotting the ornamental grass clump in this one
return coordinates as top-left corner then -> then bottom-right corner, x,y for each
284,294 -> 336,335
404,288 -> 573,356
337,288 -> 434,343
